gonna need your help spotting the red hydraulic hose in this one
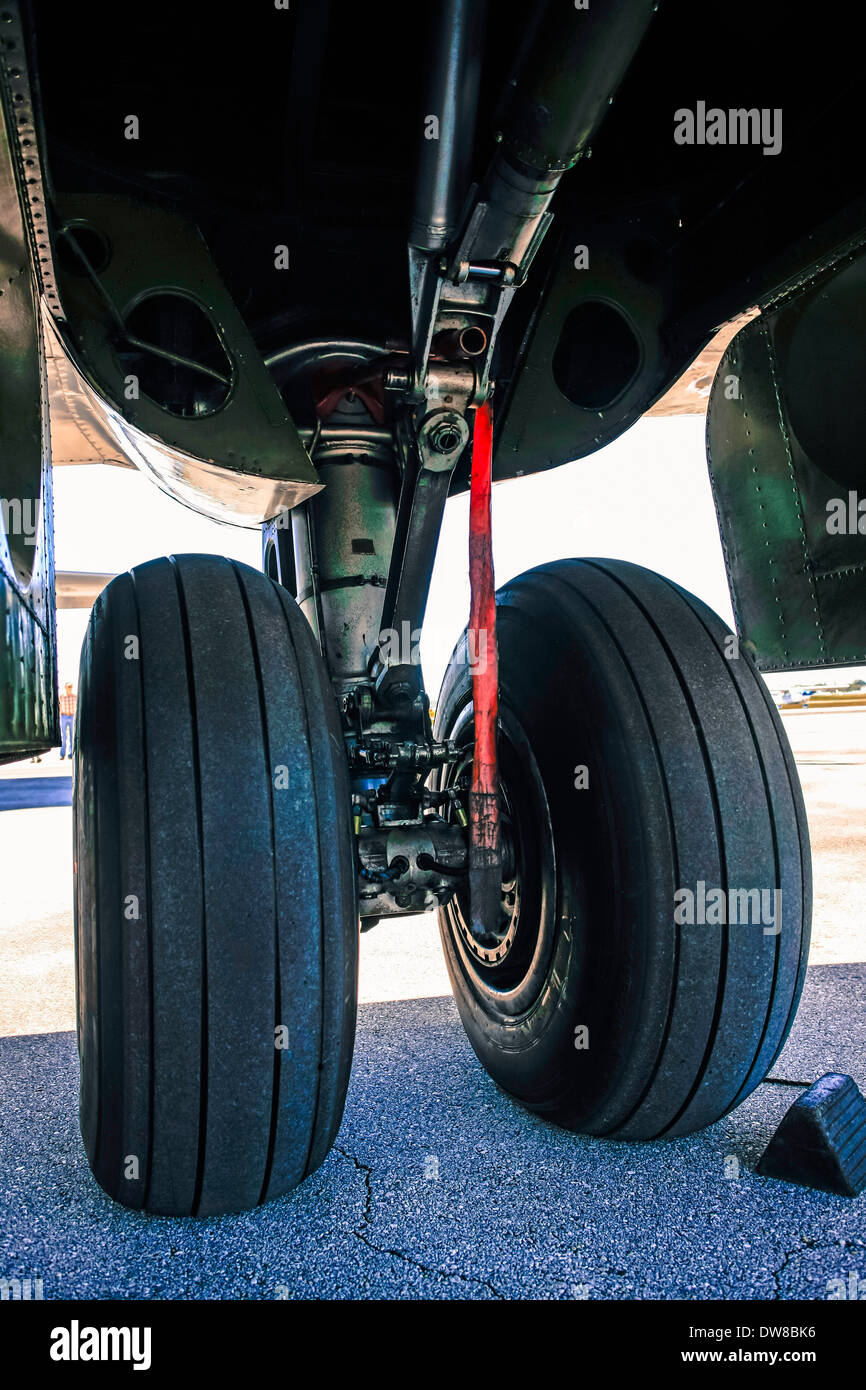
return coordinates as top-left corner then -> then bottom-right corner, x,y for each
467,399 -> 500,939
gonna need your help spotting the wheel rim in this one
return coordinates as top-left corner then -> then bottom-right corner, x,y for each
441,700 -> 558,1017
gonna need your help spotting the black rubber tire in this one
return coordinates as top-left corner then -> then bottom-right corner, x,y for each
74,554 -> 357,1214
434,558 -> 811,1139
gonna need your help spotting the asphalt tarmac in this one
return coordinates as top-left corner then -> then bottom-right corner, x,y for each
1,711 -> 864,1300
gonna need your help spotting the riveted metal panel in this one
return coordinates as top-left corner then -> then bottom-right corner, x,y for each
707,251 -> 866,671
0,4 -> 57,756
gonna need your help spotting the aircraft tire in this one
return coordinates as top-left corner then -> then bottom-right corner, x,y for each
434,558 -> 811,1138
74,554 -> 357,1214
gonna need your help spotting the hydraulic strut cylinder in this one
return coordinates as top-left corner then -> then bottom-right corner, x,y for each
498,0 -> 659,179
463,0 -> 658,276
294,444 -> 398,687
409,0 -> 485,251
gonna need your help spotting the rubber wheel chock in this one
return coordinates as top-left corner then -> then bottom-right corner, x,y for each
757,1072 -> 866,1196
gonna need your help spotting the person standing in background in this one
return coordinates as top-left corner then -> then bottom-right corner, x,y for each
59,681 -> 77,759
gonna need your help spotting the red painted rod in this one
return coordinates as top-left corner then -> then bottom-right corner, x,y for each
467,398 -> 500,938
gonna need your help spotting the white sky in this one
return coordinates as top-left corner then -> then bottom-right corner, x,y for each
52,414 -> 865,697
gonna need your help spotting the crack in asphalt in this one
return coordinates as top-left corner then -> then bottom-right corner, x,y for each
769,1235 -> 864,1297
333,1144 -> 505,1299
771,1243 -> 802,1298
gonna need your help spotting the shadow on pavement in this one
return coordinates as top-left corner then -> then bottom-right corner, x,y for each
0,777 -> 72,811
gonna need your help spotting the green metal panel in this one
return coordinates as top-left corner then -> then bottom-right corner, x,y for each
707,251 -> 866,671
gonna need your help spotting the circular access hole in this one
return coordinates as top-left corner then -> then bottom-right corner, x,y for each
115,291 -> 232,418
552,300 -> 641,411
57,222 -> 112,276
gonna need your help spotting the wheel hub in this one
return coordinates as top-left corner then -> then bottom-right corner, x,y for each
455,817 -> 520,965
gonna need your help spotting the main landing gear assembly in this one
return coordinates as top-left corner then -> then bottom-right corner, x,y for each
72,1 -> 811,1214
